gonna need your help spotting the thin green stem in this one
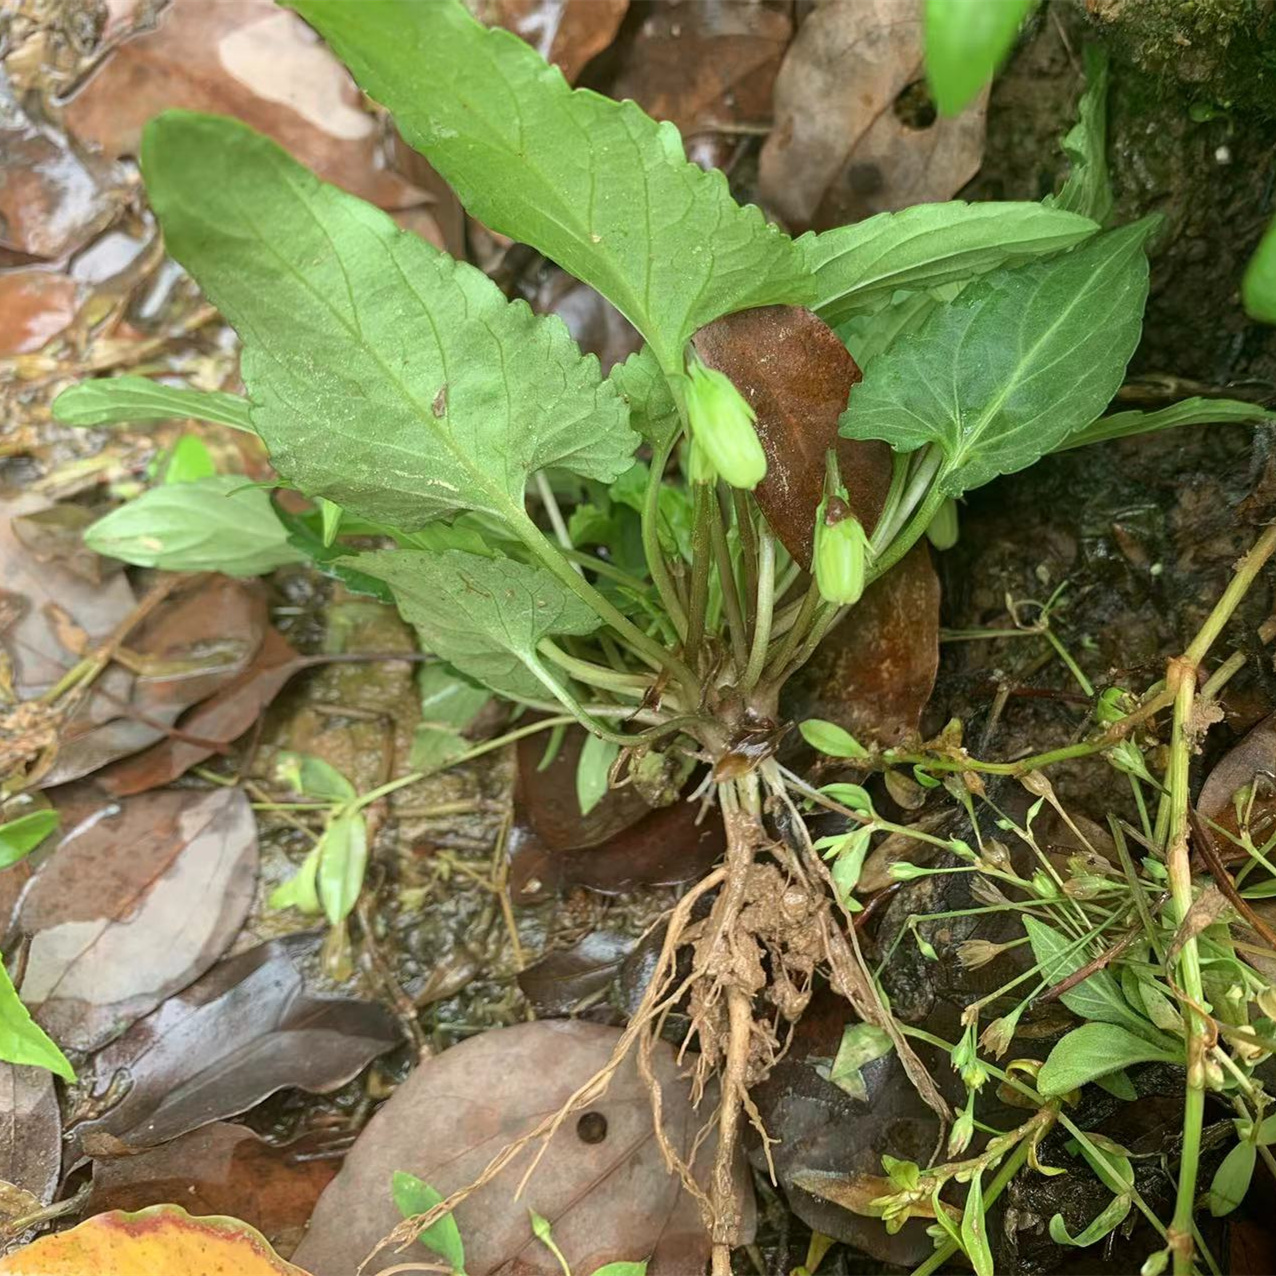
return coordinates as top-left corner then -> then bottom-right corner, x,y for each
538,640 -> 653,697
764,580 -> 820,682
732,487 -> 759,627
534,471 -> 577,565
875,446 -> 942,551
684,482 -> 714,670
642,433 -> 689,639
709,491 -> 749,673
1183,522 -> 1276,667
870,480 -> 947,584
743,530 -> 776,691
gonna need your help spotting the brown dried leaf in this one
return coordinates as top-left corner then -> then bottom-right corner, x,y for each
294,1020 -> 750,1276
483,0 -> 629,83
693,304 -> 892,568
517,930 -> 636,1016
784,542 -> 940,747
97,629 -> 305,797
0,1064 -> 61,1231
759,0 -> 988,232
1197,711 -> 1276,863
64,0 -> 422,209
72,934 -> 398,1154
0,273 -> 78,356
18,786 -> 258,1052
87,1122 -> 338,1259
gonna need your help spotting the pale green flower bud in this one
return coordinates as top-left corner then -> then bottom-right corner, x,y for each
926,497 -> 959,551
684,363 -> 766,490
814,495 -> 870,605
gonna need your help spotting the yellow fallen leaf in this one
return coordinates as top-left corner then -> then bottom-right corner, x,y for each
0,1204 -> 312,1275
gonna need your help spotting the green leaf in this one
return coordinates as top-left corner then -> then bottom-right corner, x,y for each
1045,47 -> 1113,226
287,0 -> 808,370
275,751 -> 357,804
352,549 -> 601,702
1059,397 -> 1276,451
316,812 -> 368,925
589,1265 -> 648,1276
1037,1023 -> 1181,1096
0,959 -> 74,1080
576,733 -> 620,816
52,375 -> 254,433
806,201 -> 1098,324
924,0 -> 1038,117
843,221 -> 1151,497
1022,916 -> 1165,1041
84,475 -> 305,576
1049,1191 -> 1132,1247
1244,213 -> 1276,323
1208,1139 -> 1256,1217
272,503 -> 395,604
268,845 -> 322,915
141,111 -> 634,537
609,349 -> 681,449
392,1172 -> 467,1274
161,434 -> 217,484
959,1170 -> 995,1276
826,1022 -> 893,1101
418,665 -> 491,732
1093,1069 -> 1137,1101
799,719 -> 868,759
0,810 -> 58,870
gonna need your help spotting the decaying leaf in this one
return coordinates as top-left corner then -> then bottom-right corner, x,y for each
1197,710 -> 1276,862
784,543 -> 940,746
0,1064 -> 61,1233
0,273 -> 78,357
73,934 -> 398,1153
759,0 -> 987,232
517,930 -> 637,1016
87,1122 -> 338,1259
0,1204 -> 310,1275
482,0 -> 629,82
17,787 -> 258,1052
64,0 -> 421,210
693,304 -> 892,568
294,1020 -> 752,1276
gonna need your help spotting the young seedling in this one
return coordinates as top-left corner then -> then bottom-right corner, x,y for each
47,3 -> 1276,1270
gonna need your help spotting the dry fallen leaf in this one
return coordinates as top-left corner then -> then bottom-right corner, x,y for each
294,1020 -> 751,1276
73,934 -> 399,1153
759,0 -> 988,232
0,1204 -> 310,1275
693,304 -> 892,569
482,0 -> 630,83
18,786 -> 258,1052
0,1064 -> 61,1237
64,0 -> 421,209
0,274 -> 78,356
1197,710 -> 1276,862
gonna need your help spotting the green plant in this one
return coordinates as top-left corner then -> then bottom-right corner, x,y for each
48,2 -> 1276,1265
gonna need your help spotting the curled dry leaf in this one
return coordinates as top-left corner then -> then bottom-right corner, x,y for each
508,728 -> 724,900
482,0 -> 630,83
294,1020 -> 751,1276
97,628 -> 304,797
72,934 -> 398,1154
784,542 -> 941,746
64,0 -> 422,209
693,304 -> 892,568
759,0 -> 988,232
0,1204 -> 310,1275
87,1122 -> 338,1259
18,786 -> 258,1052
1197,710 -> 1276,864
0,1064 -> 61,1234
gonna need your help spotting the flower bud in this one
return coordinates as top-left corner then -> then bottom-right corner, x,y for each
814,494 -> 870,605
926,497 -> 959,551
684,363 -> 766,490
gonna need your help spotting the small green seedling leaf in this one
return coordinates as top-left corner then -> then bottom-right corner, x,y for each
576,733 -> 620,817
1045,46 -> 1114,225
925,0 -> 1038,117
1244,214 -> 1276,323
52,375 -> 254,433
843,221 -> 1152,498
806,200 -> 1097,324
588,1265 -> 648,1276
392,1171 -> 466,1274
412,665 -> 492,772
316,812 -> 369,925
162,434 -> 217,485
141,111 -> 635,537
959,1170 -> 994,1276
1048,1191 -> 1132,1247
1037,1023 -> 1182,1096
353,549 -> 601,703
825,1022 -> 894,1101
799,719 -> 868,759
1060,396 -> 1276,451
1208,1140 -> 1257,1217
289,0 -> 808,371
0,958 -> 74,1080
268,845 -> 322,915
275,752 -> 358,804
529,1209 -> 572,1276
0,810 -> 59,870
84,475 -> 305,577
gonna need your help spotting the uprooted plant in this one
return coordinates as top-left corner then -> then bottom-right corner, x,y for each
44,4 -> 1276,1273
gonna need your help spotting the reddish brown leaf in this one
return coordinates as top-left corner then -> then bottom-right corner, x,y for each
0,1064 -> 61,1235
784,542 -> 940,746
97,628 -> 304,797
294,1021 -> 752,1276
508,728 -> 724,899
759,0 -> 987,232
693,305 -> 892,568
484,0 -> 629,83
18,786 -> 258,1052
1198,711 -> 1276,864
87,1123 -> 338,1259
72,934 -> 398,1154
64,0 -> 422,209
0,273 -> 78,355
